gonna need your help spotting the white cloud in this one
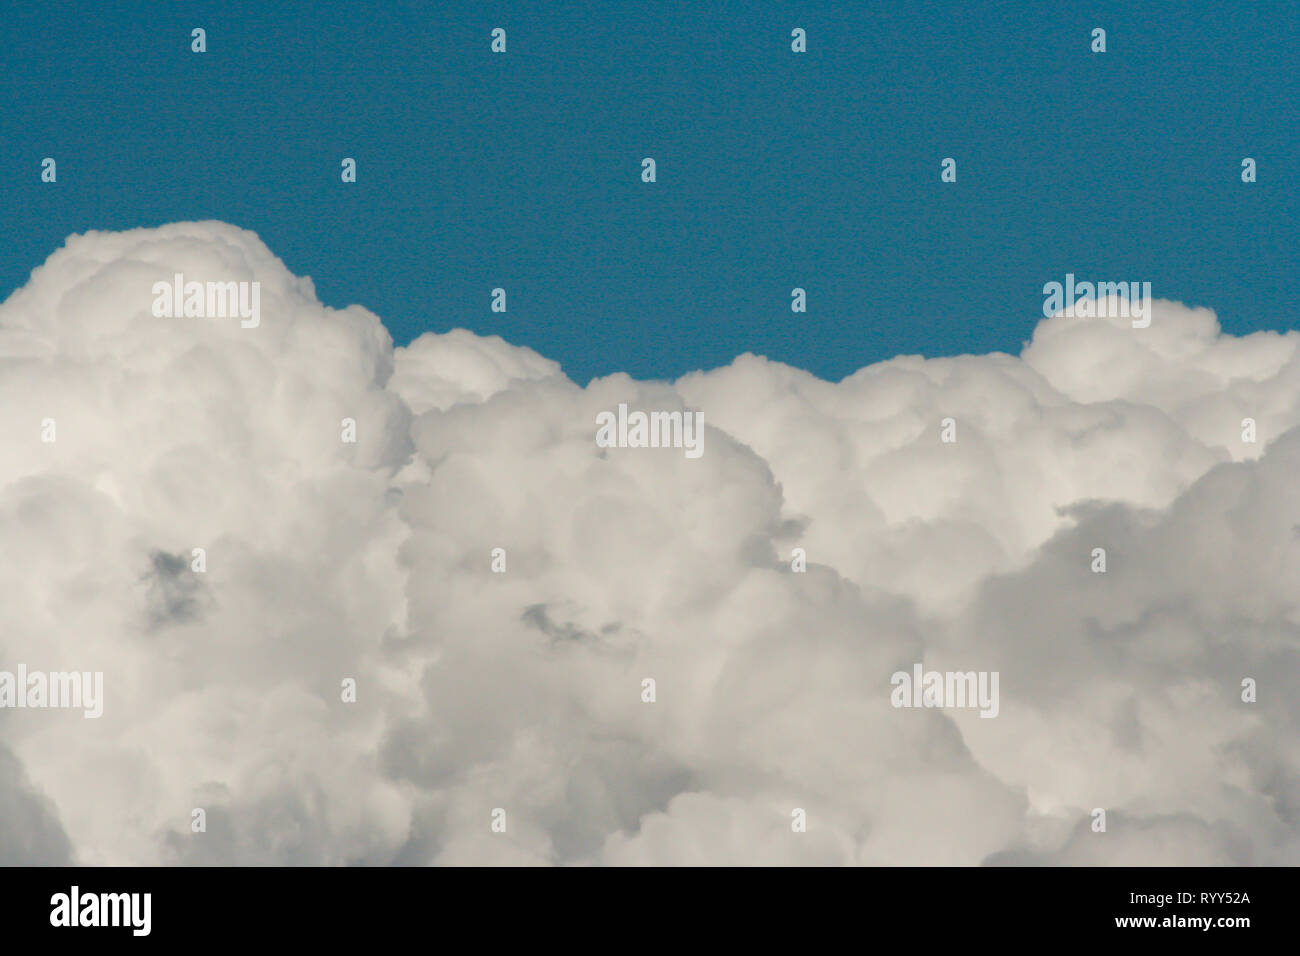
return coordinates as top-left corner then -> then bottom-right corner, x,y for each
0,222 -> 1295,865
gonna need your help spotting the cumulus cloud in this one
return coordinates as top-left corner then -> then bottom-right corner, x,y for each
0,221 -> 1295,865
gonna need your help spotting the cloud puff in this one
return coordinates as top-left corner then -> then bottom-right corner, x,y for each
0,222 -> 1295,865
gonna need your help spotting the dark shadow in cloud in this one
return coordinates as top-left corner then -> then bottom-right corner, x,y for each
142,549 -> 208,629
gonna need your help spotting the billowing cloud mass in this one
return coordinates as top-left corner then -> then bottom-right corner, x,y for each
1,221 -> 1296,865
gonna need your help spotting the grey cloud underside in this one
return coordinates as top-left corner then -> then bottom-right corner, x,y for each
0,222 -> 1296,865
0,744 -> 75,865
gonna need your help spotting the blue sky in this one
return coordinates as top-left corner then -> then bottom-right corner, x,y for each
3,0 -> 1296,384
